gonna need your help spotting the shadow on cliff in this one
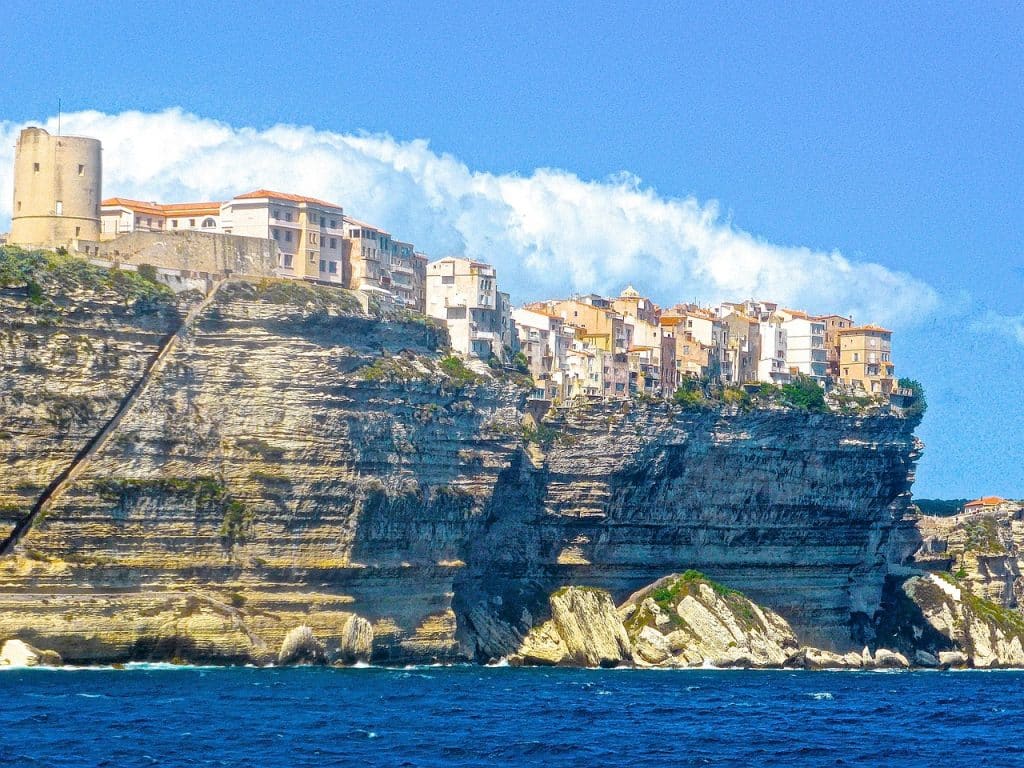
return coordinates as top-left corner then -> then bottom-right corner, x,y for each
450,448 -> 569,662
871,575 -> 954,658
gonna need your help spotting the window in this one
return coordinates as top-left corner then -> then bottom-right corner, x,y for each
78,164 -> 84,176
853,353 -> 859,362
441,275 -> 455,284
285,231 -> 293,242
273,209 -> 280,219
308,233 -> 318,245
172,220 -> 179,228
272,229 -> 279,240
189,219 -> 196,227
328,261 -> 338,274
320,216 -> 325,227
309,251 -> 316,263
75,226 -> 80,237
320,260 -> 327,272
33,162 -> 40,173
16,201 -> 20,211
329,219 -> 337,228
55,200 -> 63,216
282,254 -> 293,268
202,218 -> 216,228
330,237 -> 337,249
285,212 -> 292,222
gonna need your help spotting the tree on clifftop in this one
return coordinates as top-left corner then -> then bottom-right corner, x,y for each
781,374 -> 827,412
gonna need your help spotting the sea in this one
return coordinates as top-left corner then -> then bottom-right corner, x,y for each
1,666 -> 1021,767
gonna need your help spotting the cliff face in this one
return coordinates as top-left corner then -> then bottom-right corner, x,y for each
910,503 -> 1024,608
0,255 -> 182,538
875,502 -> 1024,667
457,404 -> 918,657
0,264 -> 920,664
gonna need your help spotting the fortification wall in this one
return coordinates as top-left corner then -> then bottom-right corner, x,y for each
80,230 -> 279,277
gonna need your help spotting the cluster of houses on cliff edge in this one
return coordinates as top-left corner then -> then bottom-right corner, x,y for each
4,124 -> 899,401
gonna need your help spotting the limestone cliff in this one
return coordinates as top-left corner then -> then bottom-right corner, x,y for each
0,251 -> 922,665
877,501 -> 1024,667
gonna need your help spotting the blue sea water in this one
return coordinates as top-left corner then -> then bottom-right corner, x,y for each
1,666 -> 1022,767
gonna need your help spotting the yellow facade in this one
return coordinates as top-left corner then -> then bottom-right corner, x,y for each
837,325 -> 894,394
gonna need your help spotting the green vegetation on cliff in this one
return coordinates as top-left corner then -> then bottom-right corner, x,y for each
624,570 -> 757,636
0,246 -> 173,308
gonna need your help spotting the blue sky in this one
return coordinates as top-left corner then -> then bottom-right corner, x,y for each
1,2 -> 1021,498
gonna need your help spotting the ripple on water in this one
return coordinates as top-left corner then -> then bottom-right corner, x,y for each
0,668 -> 1021,767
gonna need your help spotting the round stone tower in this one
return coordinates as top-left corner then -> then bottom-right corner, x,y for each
10,126 -> 102,249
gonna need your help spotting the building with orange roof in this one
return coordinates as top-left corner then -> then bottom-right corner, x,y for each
220,189 -> 344,281
836,324 -> 895,395
962,497 -> 1010,512
101,197 -> 224,238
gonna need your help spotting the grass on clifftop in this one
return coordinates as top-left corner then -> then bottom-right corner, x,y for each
0,246 -> 173,307
252,278 -> 361,313
929,572 -> 1024,642
670,375 -> 827,413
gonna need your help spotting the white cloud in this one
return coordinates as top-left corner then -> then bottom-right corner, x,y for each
0,108 -> 939,326
971,312 -> 1024,347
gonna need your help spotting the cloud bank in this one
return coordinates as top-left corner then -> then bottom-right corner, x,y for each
0,108 -> 938,326
971,312 -> 1024,347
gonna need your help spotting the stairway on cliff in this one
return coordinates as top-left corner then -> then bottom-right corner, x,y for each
0,279 -> 229,556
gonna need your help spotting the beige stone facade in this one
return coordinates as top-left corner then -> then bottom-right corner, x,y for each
222,190 -> 345,282
82,229 -> 278,279
426,257 -> 513,360
814,314 -> 855,378
10,127 -> 102,249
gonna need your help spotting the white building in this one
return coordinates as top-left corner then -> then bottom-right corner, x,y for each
426,257 -> 510,360
513,307 -> 575,399
756,318 -> 790,384
778,309 -> 828,384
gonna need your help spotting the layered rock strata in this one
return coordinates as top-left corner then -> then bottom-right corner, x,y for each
877,501 -> 1024,667
0,259 -> 922,664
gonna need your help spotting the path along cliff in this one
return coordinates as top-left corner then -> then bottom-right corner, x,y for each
0,250 -> 921,664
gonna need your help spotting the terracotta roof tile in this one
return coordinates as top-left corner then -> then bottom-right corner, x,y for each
235,188 -> 343,210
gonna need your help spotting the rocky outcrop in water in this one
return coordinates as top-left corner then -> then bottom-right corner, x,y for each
512,587 -> 631,667
879,572 -> 1024,668
0,638 -> 62,667
509,575 -> 920,669
620,572 -> 798,668
0,250 -> 922,665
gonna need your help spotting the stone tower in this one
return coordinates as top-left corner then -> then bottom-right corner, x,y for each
10,126 -> 102,249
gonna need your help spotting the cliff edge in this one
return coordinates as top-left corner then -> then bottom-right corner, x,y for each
0,251 -> 921,664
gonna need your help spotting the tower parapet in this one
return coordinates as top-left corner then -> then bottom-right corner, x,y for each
10,127 -> 102,249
